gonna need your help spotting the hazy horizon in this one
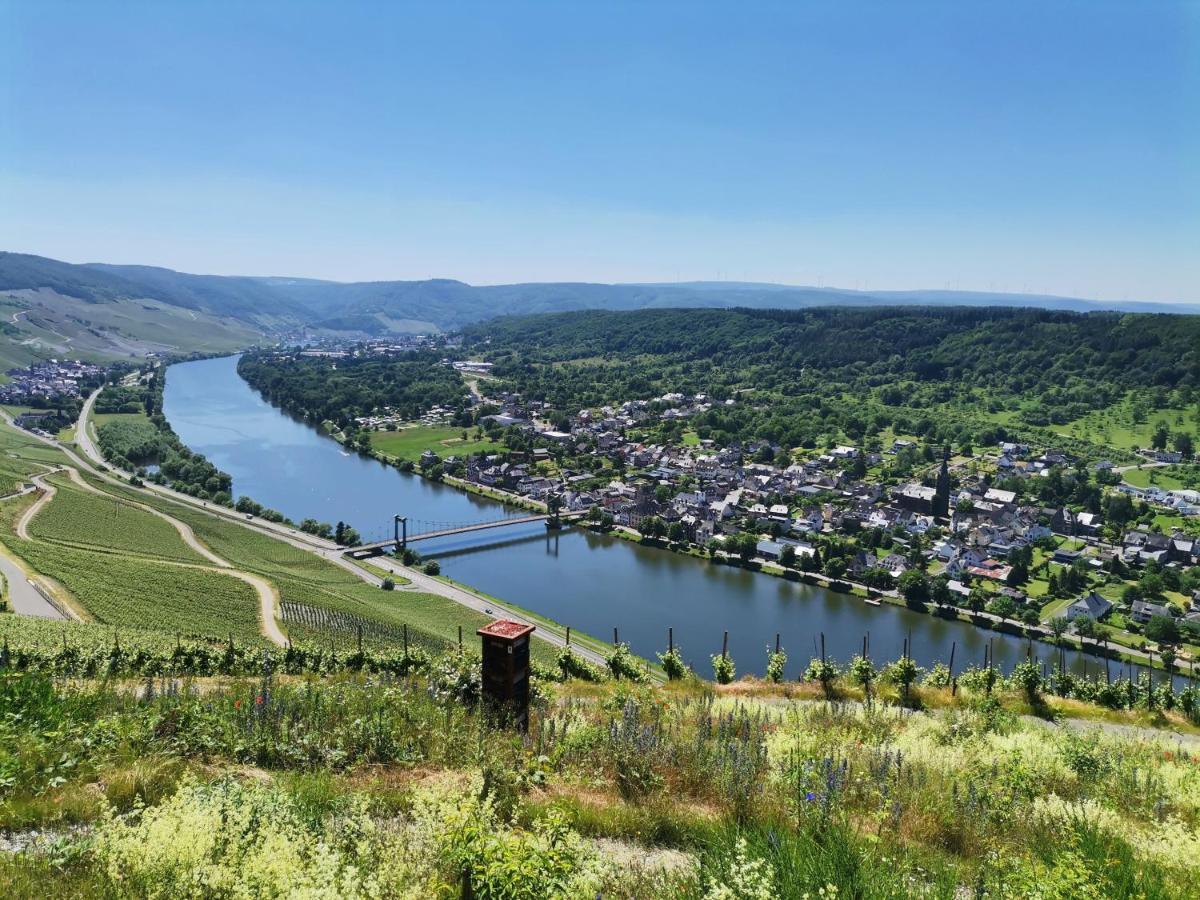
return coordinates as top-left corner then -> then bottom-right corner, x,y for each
2,1 -> 1197,303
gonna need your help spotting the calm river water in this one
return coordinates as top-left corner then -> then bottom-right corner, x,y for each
164,355 -> 1151,680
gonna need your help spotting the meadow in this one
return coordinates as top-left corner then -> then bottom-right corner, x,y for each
369,423 -> 501,462
2,659 -> 1200,898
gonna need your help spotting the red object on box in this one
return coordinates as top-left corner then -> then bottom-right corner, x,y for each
477,619 -> 535,640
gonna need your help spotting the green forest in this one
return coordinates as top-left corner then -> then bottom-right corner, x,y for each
237,350 -> 468,427
461,307 -> 1200,455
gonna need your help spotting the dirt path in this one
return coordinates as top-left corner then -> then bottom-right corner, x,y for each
15,469 -> 63,540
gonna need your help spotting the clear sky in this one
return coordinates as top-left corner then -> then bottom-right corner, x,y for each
2,1 -> 1197,301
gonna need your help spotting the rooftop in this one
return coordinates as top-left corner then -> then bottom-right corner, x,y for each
477,619 -> 536,640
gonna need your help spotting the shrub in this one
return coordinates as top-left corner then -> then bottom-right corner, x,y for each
657,646 -> 690,680
765,646 -> 787,683
712,653 -> 736,684
606,642 -> 648,682
557,647 -> 606,682
422,560 -> 441,576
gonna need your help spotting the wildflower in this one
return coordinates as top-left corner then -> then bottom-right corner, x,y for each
255,694 -> 264,706
234,699 -> 241,709
806,791 -> 817,802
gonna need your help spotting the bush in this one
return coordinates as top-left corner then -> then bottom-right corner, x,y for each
606,642 -> 648,682
712,652 -> 736,684
657,646 -> 690,680
557,647 -> 606,682
380,577 -> 395,591
422,560 -> 441,576
765,646 -> 787,683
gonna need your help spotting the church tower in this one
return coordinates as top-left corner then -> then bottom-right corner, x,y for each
933,445 -> 951,520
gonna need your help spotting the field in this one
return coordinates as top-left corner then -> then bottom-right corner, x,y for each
369,424 -> 501,462
0,289 -> 260,371
1122,465 -> 1200,491
1054,395 -> 1200,454
28,472 -> 205,564
6,535 -> 260,638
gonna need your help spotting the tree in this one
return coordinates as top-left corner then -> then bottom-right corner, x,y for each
1144,614 -> 1180,645
1073,616 -> 1097,639
779,544 -> 797,568
1049,616 -> 1068,644
666,521 -> 686,544
1174,431 -> 1195,458
966,588 -> 987,615
898,570 -> 930,606
986,596 -> 1018,619
1152,422 -> 1170,451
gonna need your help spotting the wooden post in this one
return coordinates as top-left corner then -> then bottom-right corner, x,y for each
820,632 -> 826,664
566,626 -> 571,647
722,630 -> 728,660
357,625 -> 363,654
948,641 -> 956,679
613,627 -> 619,647
668,627 -> 673,653
403,624 -> 408,657
458,625 -> 463,650
775,632 -> 780,654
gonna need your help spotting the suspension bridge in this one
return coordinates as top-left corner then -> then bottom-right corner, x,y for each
346,509 -> 587,558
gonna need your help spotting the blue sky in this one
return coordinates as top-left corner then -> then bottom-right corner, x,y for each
2,1 -> 1197,301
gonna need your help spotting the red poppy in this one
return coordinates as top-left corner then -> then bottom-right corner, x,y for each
255,695 -> 264,705
234,700 -> 242,709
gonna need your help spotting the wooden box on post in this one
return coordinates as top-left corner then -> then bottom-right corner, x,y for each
477,619 -> 535,732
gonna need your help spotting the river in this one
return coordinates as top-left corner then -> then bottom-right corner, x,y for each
163,355 -> 1156,681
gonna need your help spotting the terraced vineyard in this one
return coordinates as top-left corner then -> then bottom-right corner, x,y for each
73,472 -> 549,662
8,536 -> 261,639
28,472 -> 206,564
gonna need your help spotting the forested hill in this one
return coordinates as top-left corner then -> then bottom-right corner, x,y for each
3,251 -> 1197,334
237,351 -> 467,427
461,306 -> 1200,450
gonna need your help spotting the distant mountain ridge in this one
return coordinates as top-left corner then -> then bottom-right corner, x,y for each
1,251 -> 1195,336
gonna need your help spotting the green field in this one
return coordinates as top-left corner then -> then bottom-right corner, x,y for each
29,473 -> 205,564
1122,464 -> 1200,491
369,425 -> 501,462
6,534 -> 260,639
0,290 -> 259,371
1054,395 -> 1200,453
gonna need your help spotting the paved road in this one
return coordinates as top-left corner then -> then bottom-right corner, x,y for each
0,545 -> 64,619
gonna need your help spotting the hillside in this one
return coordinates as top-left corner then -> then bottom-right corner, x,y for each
461,306 -> 1200,458
4,252 -> 1196,341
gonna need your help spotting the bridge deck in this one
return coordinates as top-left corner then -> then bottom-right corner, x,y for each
354,510 -> 586,554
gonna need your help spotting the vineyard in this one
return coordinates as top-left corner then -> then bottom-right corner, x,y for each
280,599 -> 454,655
7,537 -> 262,640
0,614 -> 440,677
27,472 -> 206,564
71,471 -> 546,660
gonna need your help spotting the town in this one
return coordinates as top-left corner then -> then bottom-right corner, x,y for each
352,372 -> 1200,669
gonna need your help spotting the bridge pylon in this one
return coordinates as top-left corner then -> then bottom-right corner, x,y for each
394,515 -> 408,550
